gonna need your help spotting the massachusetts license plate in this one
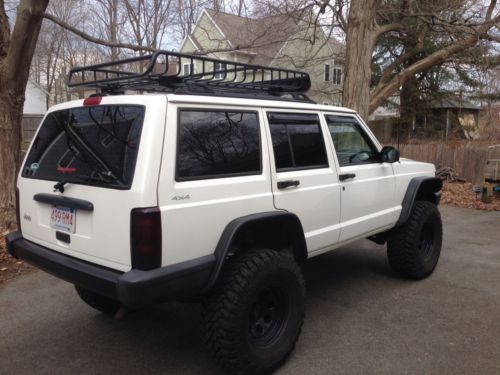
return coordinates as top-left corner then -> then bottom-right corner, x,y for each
50,206 -> 76,233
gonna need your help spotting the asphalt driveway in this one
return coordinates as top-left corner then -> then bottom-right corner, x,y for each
0,205 -> 499,374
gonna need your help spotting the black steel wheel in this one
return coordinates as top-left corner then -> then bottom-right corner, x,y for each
249,286 -> 289,348
202,248 -> 305,375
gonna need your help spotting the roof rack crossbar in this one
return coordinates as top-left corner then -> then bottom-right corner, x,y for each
68,50 -> 312,100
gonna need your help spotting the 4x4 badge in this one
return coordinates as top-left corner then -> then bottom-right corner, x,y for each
171,194 -> 190,201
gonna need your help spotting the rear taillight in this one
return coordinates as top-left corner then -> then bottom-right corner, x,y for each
131,207 -> 162,270
15,187 -> 21,230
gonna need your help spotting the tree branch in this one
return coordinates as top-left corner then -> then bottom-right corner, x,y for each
485,0 -> 497,20
485,33 -> 500,43
333,0 -> 348,31
368,0 -> 500,114
374,22 -> 403,39
374,29 -> 426,92
369,7 -> 500,114
376,49 -> 419,89
43,12 -> 156,53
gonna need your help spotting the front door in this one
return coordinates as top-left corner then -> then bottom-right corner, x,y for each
324,114 -> 396,242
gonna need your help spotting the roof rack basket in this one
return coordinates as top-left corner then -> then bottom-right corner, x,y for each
68,51 -> 313,102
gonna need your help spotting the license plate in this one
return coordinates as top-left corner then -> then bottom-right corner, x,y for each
50,206 -> 76,233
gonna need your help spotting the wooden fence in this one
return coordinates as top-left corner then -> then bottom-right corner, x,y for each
395,143 -> 500,184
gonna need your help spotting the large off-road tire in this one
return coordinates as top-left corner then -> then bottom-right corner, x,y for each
201,248 -> 305,375
75,285 -> 121,314
388,200 -> 442,279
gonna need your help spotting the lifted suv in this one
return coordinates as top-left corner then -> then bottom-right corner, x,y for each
6,52 -> 442,374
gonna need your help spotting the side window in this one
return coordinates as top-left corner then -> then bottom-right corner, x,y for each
268,112 -> 328,171
177,110 -> 261,180
325,115 -> 379,166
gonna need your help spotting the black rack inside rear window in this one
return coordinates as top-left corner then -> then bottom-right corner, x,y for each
68,51 -> 313,102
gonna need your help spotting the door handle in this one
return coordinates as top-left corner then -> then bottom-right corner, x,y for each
339,173 -> 356,181
277,180 -> 300,189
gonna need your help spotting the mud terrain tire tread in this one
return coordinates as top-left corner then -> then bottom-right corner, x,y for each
388,200 -> 442,279
201,248 -> 305,375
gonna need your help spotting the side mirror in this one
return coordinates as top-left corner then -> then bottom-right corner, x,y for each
380,146 -> 400,163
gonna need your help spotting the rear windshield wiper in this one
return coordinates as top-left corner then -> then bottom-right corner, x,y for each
50,112 -> 124,186
53,171 -> 116,193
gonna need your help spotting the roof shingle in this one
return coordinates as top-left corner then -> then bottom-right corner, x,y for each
204,9 -> 303,65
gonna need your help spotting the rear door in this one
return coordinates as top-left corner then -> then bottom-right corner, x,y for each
17,96 -> 166,272
323,114 -> 396,241
264,110 -> 341,254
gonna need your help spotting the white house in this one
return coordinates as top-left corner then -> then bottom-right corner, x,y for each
22,80 -> 48,144
24,80 -> 48,115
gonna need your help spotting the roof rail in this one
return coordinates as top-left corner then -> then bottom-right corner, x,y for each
68,51 -> 313,102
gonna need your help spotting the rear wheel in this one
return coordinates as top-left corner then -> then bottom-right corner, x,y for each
387,200 -> 442,279
75,285 -> 121,315
202,248 -> 305,374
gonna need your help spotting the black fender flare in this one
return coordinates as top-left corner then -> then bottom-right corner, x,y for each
204,211 -> 307,290
395,176 -> 442,228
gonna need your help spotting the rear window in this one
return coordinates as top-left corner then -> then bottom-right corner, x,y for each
22,105 -> 145,189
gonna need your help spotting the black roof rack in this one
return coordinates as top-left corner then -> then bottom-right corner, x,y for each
68,51 -> 314,102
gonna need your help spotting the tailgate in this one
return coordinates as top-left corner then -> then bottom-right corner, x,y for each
17,96 -> 166,272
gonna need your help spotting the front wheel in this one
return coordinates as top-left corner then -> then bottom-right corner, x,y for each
388,200 -> 442,279
201,248 -> 305,374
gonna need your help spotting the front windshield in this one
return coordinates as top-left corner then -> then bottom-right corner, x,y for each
22,105 -> 145,189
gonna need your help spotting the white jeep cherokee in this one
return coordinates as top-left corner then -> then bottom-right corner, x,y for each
6,52 -> 442,374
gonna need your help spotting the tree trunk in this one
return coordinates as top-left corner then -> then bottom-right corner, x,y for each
0,90 -> 23,209
399,71 -> 420,142
0,0 -> 49,212
342,0 -> 378,120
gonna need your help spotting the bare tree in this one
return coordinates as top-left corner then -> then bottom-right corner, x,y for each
123,0 -> 174,52
31,0 -> 79,105
173,0 -> 202,42
92,0 -> 124,61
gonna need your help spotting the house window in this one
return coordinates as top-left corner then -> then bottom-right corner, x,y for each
333,68 -> 342,85
214,62 -> 226,79
324,64 -> 330,81
183,63 -> 194,76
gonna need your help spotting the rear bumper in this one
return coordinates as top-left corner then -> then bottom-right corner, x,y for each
5,231 -> 215,308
